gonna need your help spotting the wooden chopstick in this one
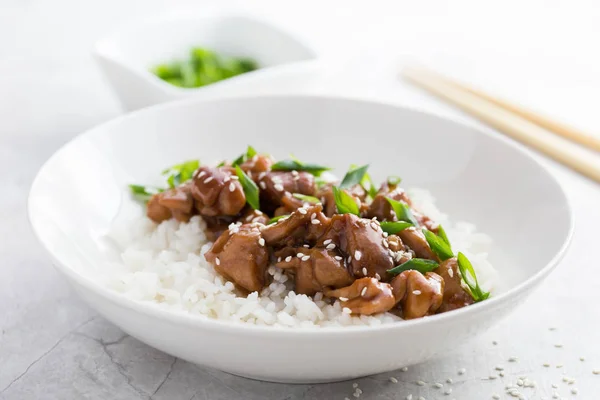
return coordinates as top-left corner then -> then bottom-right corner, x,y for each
408,67 -> 600,153
401,66 -> 600,183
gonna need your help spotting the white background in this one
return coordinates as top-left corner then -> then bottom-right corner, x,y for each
1,1 -> 600,399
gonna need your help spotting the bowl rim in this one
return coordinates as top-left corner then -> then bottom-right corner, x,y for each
93,10 -> 320,96
28,93 -> 574,337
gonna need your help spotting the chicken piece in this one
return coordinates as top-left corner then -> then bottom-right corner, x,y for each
390,270 -> 444,319
240,154 -> 274,173
146,194 -> 172,223
204,224 -> 269,293
191,166 -> 246,217
257,171 -> 315,214
276,248 -> 354,295
364,182 -> 412,221
261,204 -> 329,248
147,184 -> 195,223
324,214 -> 393,281
324,278 -> 396,315
273,192 -> 307,217
398,227 -> 437,260
434,257 -> 474,312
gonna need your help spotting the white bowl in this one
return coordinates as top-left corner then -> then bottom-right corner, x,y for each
28,95 -> 573,383
94,12 -> 321,111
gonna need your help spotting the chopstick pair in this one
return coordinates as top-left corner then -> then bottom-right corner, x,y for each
402,66 -> 600,183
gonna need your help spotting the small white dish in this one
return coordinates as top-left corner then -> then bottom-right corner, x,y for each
94,12 -> 321,111
29,95 -> 573,383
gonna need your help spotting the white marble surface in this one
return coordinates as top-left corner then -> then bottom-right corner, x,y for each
2,1 -> 600,399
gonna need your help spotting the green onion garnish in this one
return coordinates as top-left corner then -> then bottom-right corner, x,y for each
380,221 -> 413,235
387,175 -> 402,186
437,225 -> 451,248
162,160 -> 200,188
271,159 -> 331,176
333,186 -> 360,216
235,165 -> 260,210
232,145 -> 257,167
292,193 -> 320,204
422,228 -> 454,261
385,197 -> 420,226
128,184 -> 163,203
339,164 -> 369,189
268,215 -> 289,224
457,252 -> 490,302
387,258 -> 439,276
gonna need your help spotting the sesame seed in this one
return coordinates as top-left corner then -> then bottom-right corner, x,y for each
382,240 -> 389,248
495,365 -> 504,371
297,253 -> 304,258
444,388 -> 452,395
303,244 -> 309,248
389,377 -> 398,383
554,344 -> 563,348
355,250 -> 362,260
383,232 -> 388,237
259,181 -> 267,189
370,221 -> 379,230
339,297 -> 349,301
274,184 -> 284,192
323,239 -> 332,245
375,273 -> 381,280
215,257 -> 220,265
310,213 -> 316,219
362,267 -> 368,276
203,176 -> 214,184
223,176 -> 230,182
229,182 -> 236,192
277,257 -> 281,262
361,287 -> 367,297
311,219 -> 321,225
352,383 -> 358,388
335,256 -> 343,261
230,175 -> 239,180
433,382 -> 443,389
343,307 -> 352,314
580,357 -> 585,361
543,363 -> 550,367
326,243 -> 336,250
197,170 -> 207,178
458,368 -> 466,375
412,290 -> 422,295
508,356 -> 518,362
301,255 -> 310,261
447,268 -> 454,278
446,378 -> 452,384
298,208 -> 307,214
593,369 -> 600,375
258,238 -> 265,246
285,256 -> 292,262
401,367 -> 408,372
416,380 -> 426,386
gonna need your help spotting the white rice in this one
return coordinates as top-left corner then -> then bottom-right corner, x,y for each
101,189 -> 497,328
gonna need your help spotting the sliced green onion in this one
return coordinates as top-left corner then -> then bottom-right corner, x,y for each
232,145 -> 257,167
332,186 -> 360,215
385,197 -> 420,226
339,164 -> 369,189
422,228 -> 454,261
380,221 -> 413,235
292,193 -> 320,204
387,175 -> 402,186
235,165 -> 260,210
437,225 -> 451,249
216,160 -> 226,167
361,172 -> 378,198
271,159 -> 331,176
457,252 -> 490,302
387,258 -> 439,276
162,160 -> 200,188
268,215 -> 289,224
129,184 -> 163,203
